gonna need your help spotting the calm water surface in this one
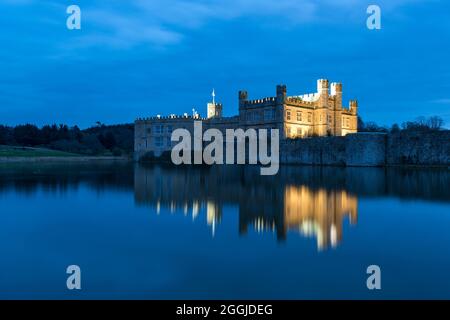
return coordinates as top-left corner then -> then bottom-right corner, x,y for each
0,162 -> 449,299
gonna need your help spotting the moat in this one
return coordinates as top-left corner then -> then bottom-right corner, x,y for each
0,162 -> 449,299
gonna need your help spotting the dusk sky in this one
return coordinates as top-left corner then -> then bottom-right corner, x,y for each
0,0 -> 449,128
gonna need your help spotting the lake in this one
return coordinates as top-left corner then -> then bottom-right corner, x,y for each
0,162 -> 449,299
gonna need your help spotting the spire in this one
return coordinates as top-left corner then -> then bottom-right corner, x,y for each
212,88 -> 215,104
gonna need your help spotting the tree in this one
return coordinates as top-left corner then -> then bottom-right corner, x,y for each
427,116 -> 444,130
98,132 -> 116,150
390,123 -> 400,133
0,125 -> 13,145
401,116 -> 445,132
13,124 -> 41,146
71,125 -> 83,142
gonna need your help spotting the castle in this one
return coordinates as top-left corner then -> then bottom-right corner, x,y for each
135,79 -> 358,158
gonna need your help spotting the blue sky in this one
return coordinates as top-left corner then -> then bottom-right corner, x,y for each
0,0 -> 449,128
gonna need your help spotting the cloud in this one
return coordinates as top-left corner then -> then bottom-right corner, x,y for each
0,0 -> 429,50
80,9 -> 183,48
82,0 -> 426,48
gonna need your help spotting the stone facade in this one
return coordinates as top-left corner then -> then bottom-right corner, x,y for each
134,79 -> 358,158
280,131 -> 450,167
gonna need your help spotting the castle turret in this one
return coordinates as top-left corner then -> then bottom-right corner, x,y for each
276,84 -> 286,103
207,102 -> 222,118
349,100 -> 358,115
330,82 -> 343,109
317,79 -> 329,108
239,90 -> 248,109
207,89 -> 223,118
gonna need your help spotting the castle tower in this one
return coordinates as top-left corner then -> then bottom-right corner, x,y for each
330,82 -> 343,135
207,89 -> 223,119
276,84 -> 287,103
330,82 -> 343,109
317,79 -> 329,109
349,100 -> 358,115
238,90 -> 248,109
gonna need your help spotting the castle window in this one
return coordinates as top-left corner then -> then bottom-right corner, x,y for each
297,112 -> 302,122
155,136 -> 163,147
264,109 -> 275,121
248,111 -> 258,121
154,125 -> 162,134
308,113 -> 312,122
297,128 -> 302,137
167,125 -> 173,134
328,115 -> 332,124
147,127 -> 152,134
287,127 -> 291,137
286,110 -> 291,121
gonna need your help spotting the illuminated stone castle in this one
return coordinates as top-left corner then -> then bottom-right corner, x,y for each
135,79 -> 358,157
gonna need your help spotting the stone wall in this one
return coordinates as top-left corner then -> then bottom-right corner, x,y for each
280,136 -> 347,165
386,131 -> 450,165
281,131 -> 450,167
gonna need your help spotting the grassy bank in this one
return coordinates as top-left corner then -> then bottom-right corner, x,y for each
0,146 -> 131,163
0,145 -> 80,157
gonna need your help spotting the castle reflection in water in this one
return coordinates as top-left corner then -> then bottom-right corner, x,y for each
134,165 -> 358,250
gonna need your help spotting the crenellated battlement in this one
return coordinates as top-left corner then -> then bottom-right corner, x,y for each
291,93 -> 319,102
330,82 -> 342,96
135,114 -> 205,122
243,97 -> 277,106
286,96 -> 315,107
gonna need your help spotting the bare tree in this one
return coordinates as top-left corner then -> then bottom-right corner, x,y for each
427,116 -> 444,130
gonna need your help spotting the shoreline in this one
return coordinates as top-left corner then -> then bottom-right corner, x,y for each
0,156 -> 131,163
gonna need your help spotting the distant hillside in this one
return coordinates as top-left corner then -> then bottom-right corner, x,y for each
0,123 -> 134,156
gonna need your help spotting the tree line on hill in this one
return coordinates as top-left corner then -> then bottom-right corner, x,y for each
358,115 -> 446,133
0,123 -> 133,156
